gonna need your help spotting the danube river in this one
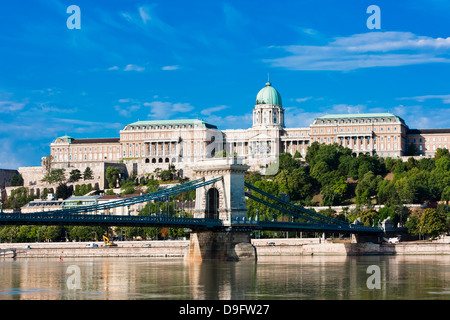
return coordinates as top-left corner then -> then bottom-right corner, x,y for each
1,255 -> 450,300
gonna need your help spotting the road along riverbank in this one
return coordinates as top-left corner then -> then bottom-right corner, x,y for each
2,239 -> 450,258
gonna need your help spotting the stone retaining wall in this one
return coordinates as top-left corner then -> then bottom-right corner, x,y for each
3,240 -> 450,258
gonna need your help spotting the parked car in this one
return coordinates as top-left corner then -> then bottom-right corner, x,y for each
388,237 -> 400,243
141,244 -> 152,248
85,243 -> 98,248
267,242 -> 276,246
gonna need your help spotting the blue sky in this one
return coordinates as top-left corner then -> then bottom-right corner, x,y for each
1,0 -> 450,169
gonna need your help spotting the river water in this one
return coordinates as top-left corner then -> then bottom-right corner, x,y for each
1,255 -> 450,300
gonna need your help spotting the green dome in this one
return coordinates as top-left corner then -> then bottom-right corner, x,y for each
255,81 -> 282,107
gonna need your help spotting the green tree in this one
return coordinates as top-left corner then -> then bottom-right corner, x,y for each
10,173 -> 24,186
274,167 -> 312,202
74,184 -> 93,196
356,209 -> 379,227
442,186 -> 450,203
83,167 -> 94,180
321,176 -> 349,206
376,180 -> 400,206
355,171 -> 382,205
106,167 -> 121,188
435,148 -> 450,160
41,168 -> 66,184
278,153 -> 299,171
146,179 -> 159,193
419,208 -> 447,239
41,188 -> 50,200
69,169 -> 82,182
405,143 -> 418,156
55,183 -> 72,200
428,156 -> 450,201
121,180 -> 137,195
405,214 -> 420,236
4,187 -> 34,209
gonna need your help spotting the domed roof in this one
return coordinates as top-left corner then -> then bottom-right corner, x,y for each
255,81 -> 282,107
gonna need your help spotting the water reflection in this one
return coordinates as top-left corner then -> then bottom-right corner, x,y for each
1,255 -> 450,300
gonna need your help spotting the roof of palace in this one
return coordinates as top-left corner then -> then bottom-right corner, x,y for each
124,119 -> 218,129
317,113 -> 406,124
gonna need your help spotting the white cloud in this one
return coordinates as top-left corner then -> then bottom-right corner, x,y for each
391,104 -> 450,129
200,105 -> 228,116
266,31 -> 450,71
284,108 -> 323,128
291,97 -> 312,103
108,66 -> 119,71
398,94 -> 450,104
124,64 -> 145,72
114,98 -> 141,117
0,100 -> 26,113
161,65 -> 180,71
144,101 -> 194,119
328,104 -> 366,114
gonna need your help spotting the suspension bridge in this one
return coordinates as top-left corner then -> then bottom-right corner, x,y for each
0,159 -> 384,260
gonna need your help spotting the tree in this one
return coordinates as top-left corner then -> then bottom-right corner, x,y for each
321,176 -> 349,206
405,214 -> 420,236
435,148 -> 450,160
74,184 -> 93,196
69,169 -> 82,182
273,167 -> 312,202
377,180 -> 400,206
121,180 -> 136,195
41,188 -> 50,200
428,157 -> 450,201
83,167 -> 94,180
418,208 -> 447,239
278,153 -> 299,171
405,143 -> 418,156
41,168 -> 66,184
10,173 -> 24,186
293,150 -> 302,159
146,179 -> 159,193
356,209 -> 379,227
305,141 -> 321,166
355,171 -> 382,205
106,167 -> 121,188
4,187 -> 34,209
442,186 -> 450,204
55,183 -> 72,200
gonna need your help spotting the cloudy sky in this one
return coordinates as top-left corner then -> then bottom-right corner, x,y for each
1,0 -> 450,169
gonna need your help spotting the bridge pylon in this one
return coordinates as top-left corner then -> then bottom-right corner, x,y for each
192,157 -> 248,227
186,158 -> 256,262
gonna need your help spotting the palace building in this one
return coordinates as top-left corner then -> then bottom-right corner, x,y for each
31,80 -> 448,190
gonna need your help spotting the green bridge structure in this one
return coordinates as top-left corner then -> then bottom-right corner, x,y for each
0,159 -> 387,261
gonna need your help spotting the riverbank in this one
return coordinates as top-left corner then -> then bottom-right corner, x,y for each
2,238 -> 450,258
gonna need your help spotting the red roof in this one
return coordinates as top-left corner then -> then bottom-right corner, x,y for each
71,138 -> 120,144
98,194 -> 141,200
